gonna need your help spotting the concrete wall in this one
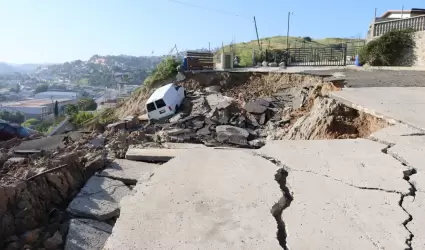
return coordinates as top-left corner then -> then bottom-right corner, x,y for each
412,31 -> 425,67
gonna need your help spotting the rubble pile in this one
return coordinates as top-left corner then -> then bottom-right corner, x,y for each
0,132 -> 108,250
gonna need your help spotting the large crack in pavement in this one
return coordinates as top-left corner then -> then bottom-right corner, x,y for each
254,153 -> 293,250
381,144 -> 417,250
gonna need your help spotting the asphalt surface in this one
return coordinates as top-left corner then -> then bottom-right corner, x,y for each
304,68 -> 425,88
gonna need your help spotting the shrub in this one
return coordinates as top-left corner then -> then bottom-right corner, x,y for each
71,111 -> 95,127
359,29 -> 415,66
303,36 -> 312,42
143,57 -> 179,88
21,118 -> 40,127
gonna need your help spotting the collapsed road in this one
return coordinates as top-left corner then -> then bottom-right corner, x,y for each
1,69 -> 425,249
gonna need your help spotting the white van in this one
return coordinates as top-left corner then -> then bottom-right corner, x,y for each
145,83 -> 186,121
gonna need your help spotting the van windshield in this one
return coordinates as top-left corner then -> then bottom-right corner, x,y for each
155,99 -> 166,109
146,102 -> 156,112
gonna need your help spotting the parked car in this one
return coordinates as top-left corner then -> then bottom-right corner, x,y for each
0,122 -> 37,141
145,83 -> 186,121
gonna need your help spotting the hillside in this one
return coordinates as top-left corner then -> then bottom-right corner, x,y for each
222,36 -> 365,66
34,55 -> 163,87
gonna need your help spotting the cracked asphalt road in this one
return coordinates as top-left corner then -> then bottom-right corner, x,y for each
304,68 -> 425,88
104,127 -> 423,249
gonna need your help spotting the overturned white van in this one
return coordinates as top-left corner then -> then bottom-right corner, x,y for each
145,83 -> 186,121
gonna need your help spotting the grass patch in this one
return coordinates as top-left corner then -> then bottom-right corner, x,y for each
221,36 -> 364,67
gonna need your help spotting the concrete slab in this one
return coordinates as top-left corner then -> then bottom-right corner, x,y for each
97,159 -> 156,185
283,170 -> 408,249
64,218 -> 112,250
67,176 -> 131,220
369,123 -> 425,145
104,149 -> 283,250
330,87 -> 425,130
258,139 -> 412,249
386,136 -> 425,192
259,139 -> 410,193
125,148 -> 184,162
162,143 -> 207,149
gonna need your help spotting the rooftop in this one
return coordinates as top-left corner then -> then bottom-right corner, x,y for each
0,98 -> 73,108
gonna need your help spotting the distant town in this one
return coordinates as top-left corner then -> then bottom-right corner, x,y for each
0,54 -> 162,131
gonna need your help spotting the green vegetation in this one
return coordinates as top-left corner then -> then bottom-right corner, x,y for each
21,118 -> 40,127
359,29 -> 415,66
143,57 -> 179,88
35,84 -> 49,94
64,100 -> 97,127
77,98 -> 97,111
222,36 -> 364,67
22,117 -> 65,134
0,110 -> 25,124
70,111 -> 95,127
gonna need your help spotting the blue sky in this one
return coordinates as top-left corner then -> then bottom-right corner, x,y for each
0,0 -> 423,63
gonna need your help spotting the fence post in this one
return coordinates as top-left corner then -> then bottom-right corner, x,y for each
344,43 -> 348,66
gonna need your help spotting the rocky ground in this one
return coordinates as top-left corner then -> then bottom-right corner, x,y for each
0,70 -> 393,250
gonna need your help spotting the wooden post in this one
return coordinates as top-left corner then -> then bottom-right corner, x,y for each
253,16 -> 261,51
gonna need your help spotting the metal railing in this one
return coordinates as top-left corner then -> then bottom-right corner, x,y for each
373,15 -> 425,37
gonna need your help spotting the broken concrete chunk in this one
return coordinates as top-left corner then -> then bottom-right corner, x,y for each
206,93 -> 234,110
216,125 -> 249,146
196,126 -> 211,136
191,97 -> 211,116
64,219 -> 112,250
97,159 -> 156,185
205,85 -> 221,93
126,148 -> 183,162
243,99 -> 270,114
66,176 -> 131,220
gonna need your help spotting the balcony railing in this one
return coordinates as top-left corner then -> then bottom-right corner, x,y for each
373,15 -> 425,37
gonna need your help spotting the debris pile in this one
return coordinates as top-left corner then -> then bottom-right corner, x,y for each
0,132 -> 108,250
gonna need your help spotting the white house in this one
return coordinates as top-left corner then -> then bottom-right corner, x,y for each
34,91 -> 80,100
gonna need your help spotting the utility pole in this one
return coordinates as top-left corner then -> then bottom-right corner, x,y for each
374,8 -> 377,20
401,5 -> 404,19
253,16 -> 261,51
286,12 -> 294,50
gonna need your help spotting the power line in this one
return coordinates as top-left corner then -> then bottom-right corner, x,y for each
166,0 -> 251,20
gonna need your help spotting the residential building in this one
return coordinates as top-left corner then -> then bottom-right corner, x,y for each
375,9 -> 425,22
34,91 -> 80,100
368,8 -> 425,38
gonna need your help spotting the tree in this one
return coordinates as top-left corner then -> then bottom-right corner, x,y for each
303,36 -> 312,42
78,98 -> 97,111
35,84 -> 49,94
65,104 -> 79,115
54,101 -> 59,117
